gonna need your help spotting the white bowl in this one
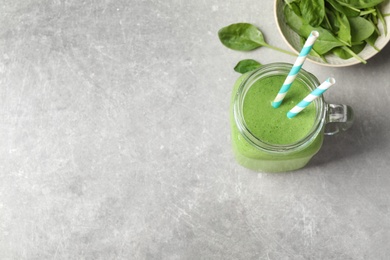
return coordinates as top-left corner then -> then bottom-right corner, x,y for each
274,0 -> 390,67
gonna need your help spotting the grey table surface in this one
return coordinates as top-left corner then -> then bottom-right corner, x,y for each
1,1 -> 390,259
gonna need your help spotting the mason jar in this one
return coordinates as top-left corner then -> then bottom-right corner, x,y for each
230,63 -> 354,172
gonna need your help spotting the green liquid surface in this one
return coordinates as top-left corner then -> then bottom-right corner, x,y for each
243,75 -> 316,145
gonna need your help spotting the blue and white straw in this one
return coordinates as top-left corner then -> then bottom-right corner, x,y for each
287,77 -> 336,119
272,31 -> 319,108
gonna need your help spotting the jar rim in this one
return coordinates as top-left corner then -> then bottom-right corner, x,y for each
233,62 -> 326,153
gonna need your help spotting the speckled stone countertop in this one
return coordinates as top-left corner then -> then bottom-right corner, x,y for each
1,1 -> 390,259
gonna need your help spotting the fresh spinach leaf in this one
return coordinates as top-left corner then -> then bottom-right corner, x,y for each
365,30 -> 380,51
284,5 -> 344,54
368,15 -> 380,35
321,11 -> 332,31
300,0 -> 326,26
335,11 -> 352,46
333,44 -> 367,63
288,2 -> 302,16
218,23 -> 297,55
324,7 -> 339,32
234,59 -> 262,74
327,0 -> 359,17
348,16 -> 375,43
218,23 -> 265,51
336,0 -> 385,9
376,5 -> 387,36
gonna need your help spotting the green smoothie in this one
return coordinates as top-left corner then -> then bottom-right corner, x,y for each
230,64 -> 325,172
243,75 -> 316,145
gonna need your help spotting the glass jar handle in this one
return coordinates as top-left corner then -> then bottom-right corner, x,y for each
324,104 -> 354,136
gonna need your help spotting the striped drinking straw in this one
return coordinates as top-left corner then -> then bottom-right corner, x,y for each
287,77 -> 336,119
272,31 -> 319,108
